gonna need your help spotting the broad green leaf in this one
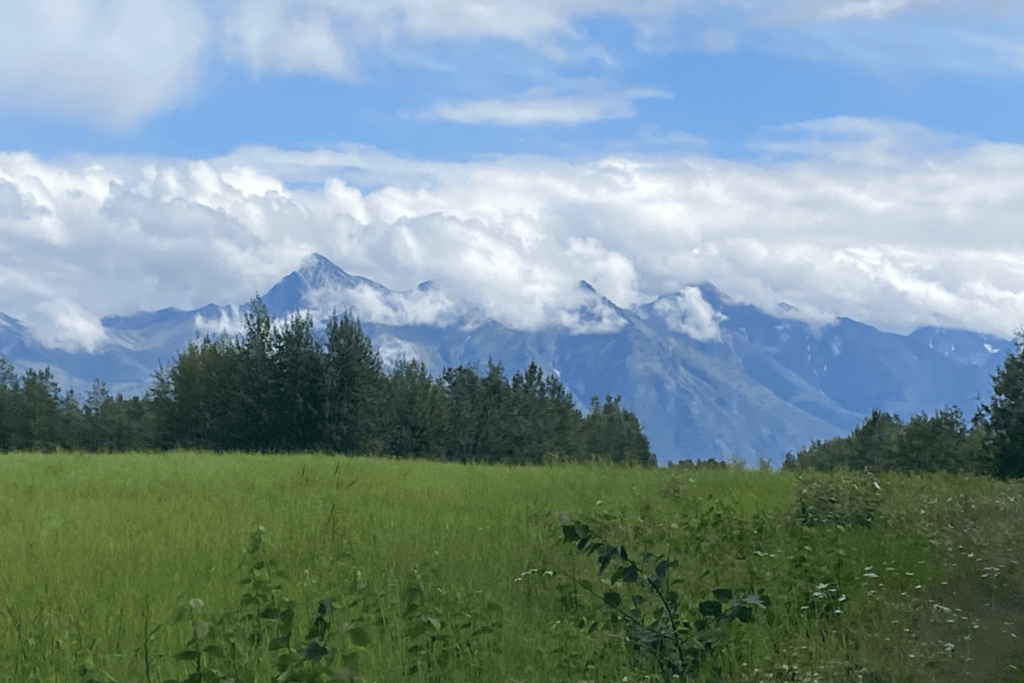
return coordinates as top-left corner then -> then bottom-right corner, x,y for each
349,627 -> 370,647
698,601 -> 722,617
712,588 -> 733,602
654,560 -> 670,584
203,644 -> 225,658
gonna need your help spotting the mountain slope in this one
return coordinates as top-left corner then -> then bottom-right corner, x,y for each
0,254 -> 1011,464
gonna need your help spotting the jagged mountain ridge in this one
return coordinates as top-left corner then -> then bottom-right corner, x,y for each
0,253 -> 1011,465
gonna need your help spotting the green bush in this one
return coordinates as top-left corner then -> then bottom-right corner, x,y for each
794,470 -> 883,529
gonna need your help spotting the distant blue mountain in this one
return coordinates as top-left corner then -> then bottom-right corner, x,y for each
0,253 -> 1011,465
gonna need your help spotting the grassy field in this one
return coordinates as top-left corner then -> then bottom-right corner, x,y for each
2,452 -> 1023,682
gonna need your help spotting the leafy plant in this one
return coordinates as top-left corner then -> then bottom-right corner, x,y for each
401,572 -> 503,681
794,469 -> 883,529
557,517 -> 769,681
81,527 -> 374,683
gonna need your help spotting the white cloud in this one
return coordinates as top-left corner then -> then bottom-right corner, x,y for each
217,0 -> 638,78
815,0 -> 936,21
695,29 -> 738,53
557,286 -> 629,334
424,86 -> 672,126
195,306 -> 245,338
739,2 -> 1024,75
0,0 -> 209,127
302,281 -> 467,328
32,299 -> 107,352
3,0 -> 1024,128
654,288 -> 727,341
376,335 -> 430,369
6,116 -> 1024,348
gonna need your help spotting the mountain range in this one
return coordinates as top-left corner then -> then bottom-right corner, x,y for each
0,253 -> 1012,465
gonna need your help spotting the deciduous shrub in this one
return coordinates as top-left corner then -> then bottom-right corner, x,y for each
794,470 -> 883,529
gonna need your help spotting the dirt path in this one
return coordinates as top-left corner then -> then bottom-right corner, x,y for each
912,561 -> 1024,682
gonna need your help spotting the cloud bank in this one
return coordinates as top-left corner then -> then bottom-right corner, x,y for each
3,116 -> 1024,348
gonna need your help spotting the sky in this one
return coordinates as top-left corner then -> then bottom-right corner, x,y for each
4,0 -> 1024,352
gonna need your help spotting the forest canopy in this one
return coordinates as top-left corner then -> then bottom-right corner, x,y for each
784,329 -> 1024,479
0,298 -> 655,465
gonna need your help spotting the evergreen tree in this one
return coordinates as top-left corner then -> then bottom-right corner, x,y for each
322,310 -> 385,454
238,298 -> 276,450
147,363 -> 177,449
160,334 -> 240,450
509,361 -> 583,463
477,360 -> 514,462
543,372 -> 584,461
84,378 -> 113,451
14,367 -> 62,450
980,331 -> 1024,478
442,364 -> 485,462
581,393 -> 655,465
56,388 -> 85,450
509,362 -> 550,464
269,311 -> 324,450
383,357 -> 449,459
0,357 -> 18,451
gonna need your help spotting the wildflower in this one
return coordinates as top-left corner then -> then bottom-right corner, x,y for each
189,598 -> 204,610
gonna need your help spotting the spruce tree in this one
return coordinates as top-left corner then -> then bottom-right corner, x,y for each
981,331 -> 1024,478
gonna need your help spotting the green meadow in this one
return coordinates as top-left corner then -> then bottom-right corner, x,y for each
3,452 -> 1024,682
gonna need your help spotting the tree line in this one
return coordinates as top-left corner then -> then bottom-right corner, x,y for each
0,298 -> 655,465
784,329 -> 1024,479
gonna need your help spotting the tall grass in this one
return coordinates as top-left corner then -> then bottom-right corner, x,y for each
1,452 -> 1022,682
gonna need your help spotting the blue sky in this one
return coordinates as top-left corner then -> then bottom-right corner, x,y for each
3,0 -> 1024,350
5,9 -> 1023,161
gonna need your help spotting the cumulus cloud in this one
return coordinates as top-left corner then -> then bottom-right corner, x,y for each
32,299 -> 107,352
5,116 -> 1024,348
653,288 -> 727,341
